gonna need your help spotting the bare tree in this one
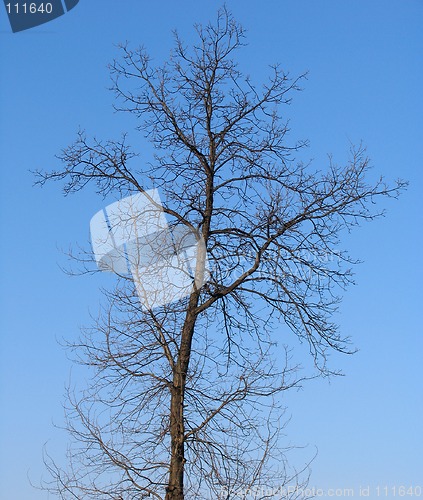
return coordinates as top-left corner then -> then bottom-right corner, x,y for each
37,7 -> 406,500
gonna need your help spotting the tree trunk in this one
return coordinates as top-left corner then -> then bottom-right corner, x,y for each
166,369 -> 186,499
166,303 -> 198,500
166,177 -> 212,499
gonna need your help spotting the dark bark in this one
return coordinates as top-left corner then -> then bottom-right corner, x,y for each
166,301 -> 197,500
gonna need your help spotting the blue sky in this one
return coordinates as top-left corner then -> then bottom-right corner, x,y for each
0,1 -> 422,498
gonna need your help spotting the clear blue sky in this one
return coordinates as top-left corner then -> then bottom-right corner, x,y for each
0,1 -> 422,498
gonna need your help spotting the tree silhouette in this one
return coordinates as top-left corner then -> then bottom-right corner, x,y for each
37,7 -> 405,499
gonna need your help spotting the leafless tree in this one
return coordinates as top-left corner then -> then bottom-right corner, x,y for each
37,7 -> 406,500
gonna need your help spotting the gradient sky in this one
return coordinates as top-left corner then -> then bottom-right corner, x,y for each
0,1 -> 422,498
